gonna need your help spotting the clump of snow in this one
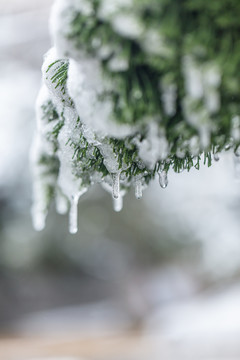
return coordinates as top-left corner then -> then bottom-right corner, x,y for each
160,80 -> 177,117
182,55 -> 221,149
134,122 -> 169,169
141,29 -> 171,57
98,0 -> 134,20
67,58 -> 136,138
111,13 -> 143,39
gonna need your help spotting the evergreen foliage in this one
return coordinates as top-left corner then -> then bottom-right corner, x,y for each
31,0 -> 240,232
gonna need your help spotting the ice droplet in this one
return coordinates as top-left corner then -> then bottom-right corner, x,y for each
112,172 -> 120,199
158,170 -> 168,189
69,195 -> 79,234
135,180 -> 143,199
214,153 -> 220,162
113,196 -> 123,212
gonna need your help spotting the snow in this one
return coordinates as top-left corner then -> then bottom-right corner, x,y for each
67,58 -> 136,138
111,13 -> 143,39
135,122 -> 169,169
98,0 -> 134,20
107,56 -> 129,72
183,55 -> 204,100
141,29 -> 171,57
42,48 -> 70,109
182,56 -> 221,149
160,81 -> 177,117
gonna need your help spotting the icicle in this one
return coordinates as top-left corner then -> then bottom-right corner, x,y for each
32,209 -> 46,232
69,195 -> 79,234
158,170 -> 168,189
113,196 -> 123,212
234,145 -> 240,157
214,153 -> 220,162
56,193 -> 68,214
112,172 -> 120,199
135,180 -> 143,199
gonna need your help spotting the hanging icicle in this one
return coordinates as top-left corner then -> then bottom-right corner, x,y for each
112,172 -> 121,199
135,179 -> 143,199
69,194 -> 80,234
113,196 -> 123,212
158,170 -> 168,189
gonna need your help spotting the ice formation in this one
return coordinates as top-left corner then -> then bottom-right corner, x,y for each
32,0 -> 240,232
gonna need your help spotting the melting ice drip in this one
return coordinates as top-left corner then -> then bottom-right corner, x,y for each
214,153 -> 220,162
32,209 -> 47,232
112,172 -> 120,199
113,196 -> 123,212
68,189 -> 87,234
158,170 -> 168,189
135,179 -> 143,199
33,171 -> 168,234
110,171 -> 167,214
69,194 -> 80,234
56,192 -> 69,215
111,173 -> 144,213
112,172 -> 123,212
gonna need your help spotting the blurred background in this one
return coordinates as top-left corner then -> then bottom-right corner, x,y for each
1,1 -> 240,359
